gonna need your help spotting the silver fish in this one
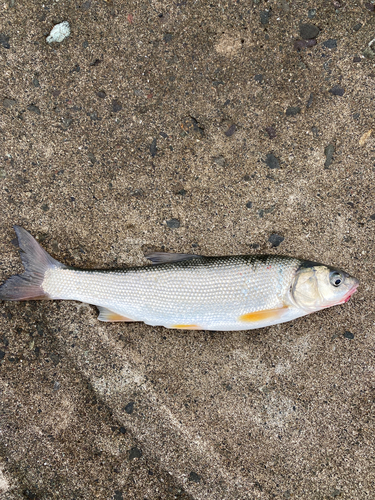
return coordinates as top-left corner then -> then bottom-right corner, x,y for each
0,226 -> 359,331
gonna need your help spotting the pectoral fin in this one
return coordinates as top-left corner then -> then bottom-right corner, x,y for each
97,306 -> 135,322
239,306 -> 289,323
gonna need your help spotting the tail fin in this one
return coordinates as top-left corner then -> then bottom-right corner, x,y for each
0,226 -> 65,301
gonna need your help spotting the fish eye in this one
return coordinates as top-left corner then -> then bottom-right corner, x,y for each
329,271 -> 344,287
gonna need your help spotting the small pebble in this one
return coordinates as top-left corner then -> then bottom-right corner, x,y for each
97,91 -> 106,98
213,156 -> 225,167
124,402 -> 134,414
246,201 -> 253,209
112,100 -> 122,112
224,124 -> 236,137
307,93 -> 314,108
0,34 -> 10,49
329,85 -> 345,96
323,39 -> 337,49
268,234 -> 284,247
27,104 -> 41,114
308,8 -> 316,18
150,138 -> 157,157
286,106 -> 301,116
166,218 -> 180,229
352,23 -> 362,32
46,21 -> 70,44
254,74 -> 263,83
343,331 -> 354,340
353,56 -> 361,62
128,447 -> 142,460
294,39 -> 316,50
3,98 -> 16,108
188,472 -> 201,483
369,214 -> 375,220
265,126 -> 276,139
260,10 -> 271,25
265,153 -> 280,169
299,24 -> 320,40
324,144 -> 335,168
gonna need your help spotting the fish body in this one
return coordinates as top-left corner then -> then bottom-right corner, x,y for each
0,227 -> 359,331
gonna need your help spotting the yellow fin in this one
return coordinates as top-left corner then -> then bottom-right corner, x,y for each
239,306 -> 288,323
172,324 -> 201,330
97,306 -> 135,322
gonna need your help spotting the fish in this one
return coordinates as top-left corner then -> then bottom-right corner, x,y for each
0,226 -> 359,331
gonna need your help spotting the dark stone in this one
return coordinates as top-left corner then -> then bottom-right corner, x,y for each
32,77 -> 40,87
307,93 -> 314,108
353,23 -> 362,32
251,243 -> 260,249
90,59 -> 102,66
286,106 -> 301,116
258,209 -> 264,218
27,104 -> 41,114
150,138 -> 157,157
124,401 -> 134,414
113,491 -> 123,500
343,331 -> 354,339
119,426 -> 126,434
97,90 -> 106,98
112,100 -> 122,112
353,56 -> 361,62
260,10 -> 271,25
163,33 -> 173,42
129,447 -> 142,460
3,98 -> 16,108
41,204 -> 49,211
188,471 -> 201,483
311,126 -> 319,137
254,74 -> 263,83
324,143 -> 335,168
0,34 -> 10,49
212,80 -> 224,86
268,234 -> 284,247
82,40 -> 89,48
246,201 -> 252,209
177,189 -> 186,196
299,24 -> 320,40
329,85 -> 345,96
293,39 -> 317,50
72,64 -> 80,72
166,218 -> 180,229
159,131 -> 168,138
323,39 -> 337,49
265,153 -> 280,169
265,126 -> 276,139
224,124 -> 236,137
365,2 -> 375,11
0,351 -> 5,360
369,214 -> 375,220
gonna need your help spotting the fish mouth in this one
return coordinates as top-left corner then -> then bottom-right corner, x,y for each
337,280 -> 359,305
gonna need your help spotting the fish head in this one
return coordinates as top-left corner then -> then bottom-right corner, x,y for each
290,262 -> 359,312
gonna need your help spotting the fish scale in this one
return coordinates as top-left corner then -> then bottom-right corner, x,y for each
0,227 -> 359,332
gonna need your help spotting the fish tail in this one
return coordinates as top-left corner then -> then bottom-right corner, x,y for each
0,226 -> 65,301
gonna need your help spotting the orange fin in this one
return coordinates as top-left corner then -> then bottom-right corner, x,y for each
239,306 -> 288,323
97,306 -> 135,322
172,324 -> 202,330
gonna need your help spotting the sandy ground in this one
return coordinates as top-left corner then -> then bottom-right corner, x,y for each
1,0 -> 375,498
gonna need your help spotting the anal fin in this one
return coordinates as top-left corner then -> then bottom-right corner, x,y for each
239,306 -> 289,323
97,306 -> 135,322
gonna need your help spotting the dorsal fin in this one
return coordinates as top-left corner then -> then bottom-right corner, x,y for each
144,252 -> 202,265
